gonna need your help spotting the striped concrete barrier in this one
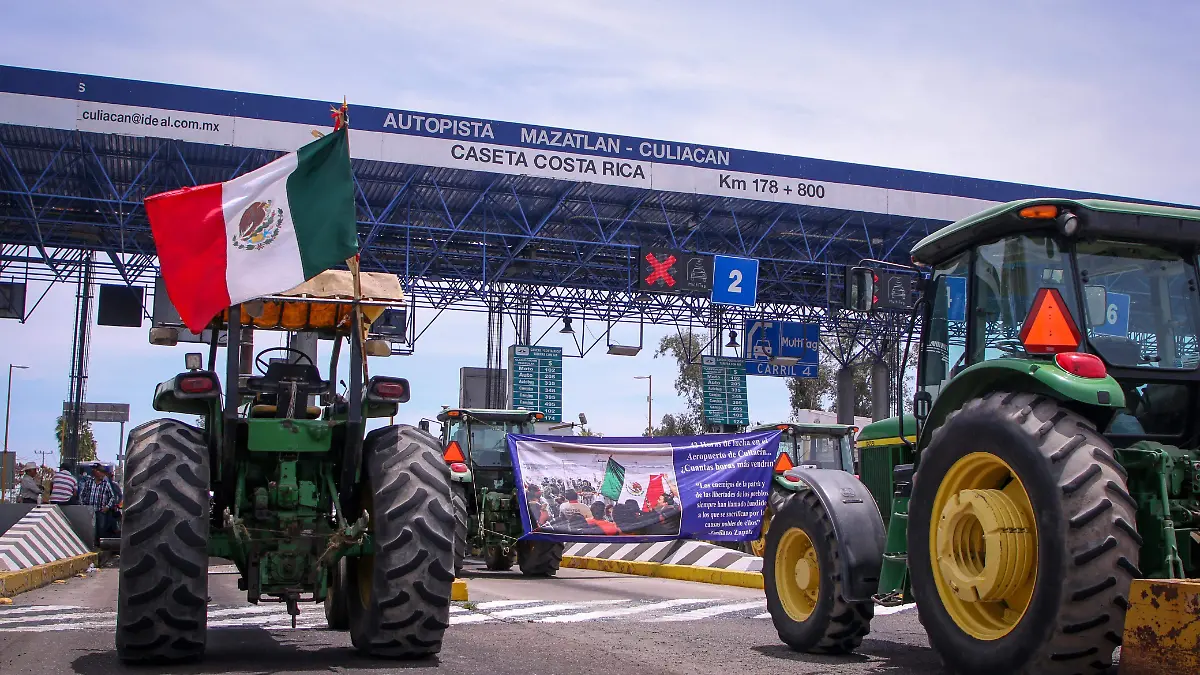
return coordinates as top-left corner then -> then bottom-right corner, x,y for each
0,506 -> 91,572
565,540 -> 762,573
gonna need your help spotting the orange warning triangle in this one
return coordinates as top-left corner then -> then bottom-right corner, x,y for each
443,440 -> 465,463
1018,288 -> 1081,354
773,452 -> 795,473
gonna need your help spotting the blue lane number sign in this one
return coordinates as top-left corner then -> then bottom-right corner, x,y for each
711,255 -> 759,307
1095,291 -> 1130,337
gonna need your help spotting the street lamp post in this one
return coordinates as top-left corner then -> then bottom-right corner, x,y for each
2,364 -> 30,503
634,375 -> 652,437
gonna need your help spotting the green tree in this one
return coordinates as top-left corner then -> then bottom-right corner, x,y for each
650,332 -> 705,436
578,426 -> 603,437
55,414 -> 98,463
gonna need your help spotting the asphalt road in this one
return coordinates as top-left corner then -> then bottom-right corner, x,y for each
0,557 -> 943,674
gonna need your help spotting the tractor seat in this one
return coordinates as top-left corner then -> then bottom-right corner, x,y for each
245,362 -> 329,394
251,404 -> 323,420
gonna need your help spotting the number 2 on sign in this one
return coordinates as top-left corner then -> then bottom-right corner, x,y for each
728,269 -> 743,293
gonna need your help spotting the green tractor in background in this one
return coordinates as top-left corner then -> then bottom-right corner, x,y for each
434,408 -> 566,576
740,422 -> 857,557
117,272 -> 456,663
763,199 -> 1200,674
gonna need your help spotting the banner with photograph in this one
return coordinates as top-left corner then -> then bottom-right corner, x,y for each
509,431 -> 780,543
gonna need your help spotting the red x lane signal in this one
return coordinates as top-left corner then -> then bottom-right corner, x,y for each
644,252 -> 677,287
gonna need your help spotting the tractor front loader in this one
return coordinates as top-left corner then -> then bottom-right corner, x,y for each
115,271 -> 456,663
763,199 -> 1200,675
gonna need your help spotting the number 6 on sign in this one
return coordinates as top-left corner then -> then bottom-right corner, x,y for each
711,255 -> 759,307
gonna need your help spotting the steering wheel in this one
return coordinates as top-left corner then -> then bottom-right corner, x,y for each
254,347 -> 315,375
991,339 -> 1026,355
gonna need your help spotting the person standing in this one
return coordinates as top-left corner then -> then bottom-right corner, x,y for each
79,464 -> 118,543
18,462 -> 44,504
558,489 -> 592,522
48,463 -> 79,505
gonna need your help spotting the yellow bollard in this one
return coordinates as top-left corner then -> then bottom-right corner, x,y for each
1120,578 -> 1200,675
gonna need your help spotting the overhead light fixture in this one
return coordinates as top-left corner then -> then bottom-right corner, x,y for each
634,293 -> 652,303
726,330 -> 739,348
769,356 -> 800,367
559,316 -> 575,334
607,344 -> 641,356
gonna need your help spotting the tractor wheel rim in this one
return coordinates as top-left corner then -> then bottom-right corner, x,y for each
776,528 -> 820,621
930,452 -> 1038,641
751,508 -> 772,557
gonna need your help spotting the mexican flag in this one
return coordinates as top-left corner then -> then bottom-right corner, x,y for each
145,126 -> 358,332
599,457 -> 626,501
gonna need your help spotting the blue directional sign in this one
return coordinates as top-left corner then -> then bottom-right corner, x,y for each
743,319 -> 819,378
1095,291 -> 1130,337
711,255 -> 759,307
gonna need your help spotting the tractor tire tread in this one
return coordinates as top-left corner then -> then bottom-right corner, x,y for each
517,540 -> 565,577
349,424 -> 454,658
116,419 -> 209,664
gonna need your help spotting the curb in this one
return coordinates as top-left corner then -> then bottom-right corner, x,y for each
561,555 -> 764,590
0,552 -> 98,598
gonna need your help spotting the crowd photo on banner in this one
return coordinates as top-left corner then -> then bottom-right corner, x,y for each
515,438 -> 684,537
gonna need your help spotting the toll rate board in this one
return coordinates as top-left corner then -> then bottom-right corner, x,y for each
508,345 -> 563,422
701,355 -> 749,426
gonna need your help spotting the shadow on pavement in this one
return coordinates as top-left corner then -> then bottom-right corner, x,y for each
70,628 -> 441,674
751,638 -> 948,674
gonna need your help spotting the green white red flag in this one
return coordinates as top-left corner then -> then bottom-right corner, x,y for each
145,125 -> 358,332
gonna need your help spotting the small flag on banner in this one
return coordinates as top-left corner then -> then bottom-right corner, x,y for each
599,456 -> 625,501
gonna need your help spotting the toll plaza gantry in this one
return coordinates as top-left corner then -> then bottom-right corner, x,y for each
0,64 -> 1157,429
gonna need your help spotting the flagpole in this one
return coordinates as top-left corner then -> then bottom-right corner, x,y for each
332,99 -> 367,383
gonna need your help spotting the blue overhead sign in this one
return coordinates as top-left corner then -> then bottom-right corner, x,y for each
711,256 -> 759,307
743,319 -> 819,378
1095,291 -> 1130,337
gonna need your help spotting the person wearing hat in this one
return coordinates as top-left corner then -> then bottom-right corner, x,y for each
18,462 -> 44,504
79,462 -> 118,543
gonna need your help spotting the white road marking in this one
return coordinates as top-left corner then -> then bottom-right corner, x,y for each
537,598 -> 712,623
0,597 -> 794,631
874,603 -> 916,615
649,599 -> 766,621
489,600 -> 629,618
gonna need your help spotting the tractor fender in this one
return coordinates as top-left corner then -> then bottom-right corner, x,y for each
918,359 -> 1124,449
778,467 -> 885,603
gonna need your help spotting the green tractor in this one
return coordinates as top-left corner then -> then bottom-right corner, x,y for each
741,422 -> 858,557
763,199 -> 1200,674
116,272 -> 456,662
434,408 -> 566,576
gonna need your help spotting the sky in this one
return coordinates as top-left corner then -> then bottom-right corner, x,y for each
2,1 -> 1198,467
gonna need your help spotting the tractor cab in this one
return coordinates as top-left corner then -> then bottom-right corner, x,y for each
752,422 -> 857,474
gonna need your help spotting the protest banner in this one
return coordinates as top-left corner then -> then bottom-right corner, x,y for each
508,431 -> 780,543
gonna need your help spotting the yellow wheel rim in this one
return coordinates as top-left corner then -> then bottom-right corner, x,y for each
775,528 -> 821,621
750,507 -> 772,558
356,481 -> 375,607
930,452 -> 1037,641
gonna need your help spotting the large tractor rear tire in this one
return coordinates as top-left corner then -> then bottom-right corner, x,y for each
347,425 -> 455,658
517,540 -> 564,577
451,485 -> 469,576
908,392 -> 1138,675
764,489 -> 874,653
484,545 -> 514,571
115,419 -> 210,663
324,556 -> 350,630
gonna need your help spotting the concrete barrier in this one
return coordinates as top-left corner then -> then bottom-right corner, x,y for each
562,541 -> 764,588
0,505 -> 91,572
